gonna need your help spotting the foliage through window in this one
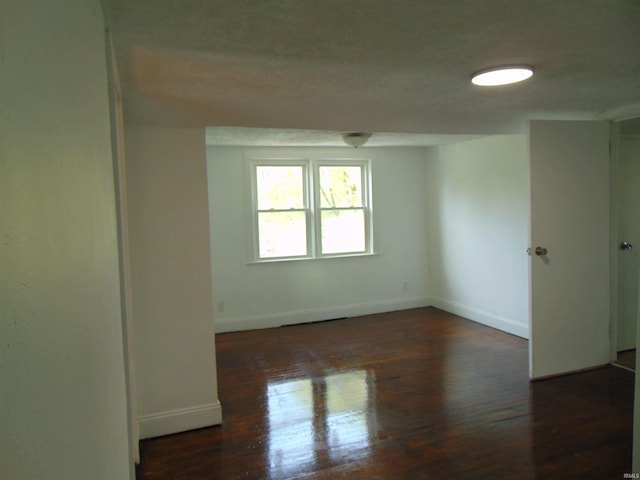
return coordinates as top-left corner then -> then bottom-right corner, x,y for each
250,159 -> 372,260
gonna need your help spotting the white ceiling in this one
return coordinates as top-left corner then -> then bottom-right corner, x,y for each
101,0 -> 640,145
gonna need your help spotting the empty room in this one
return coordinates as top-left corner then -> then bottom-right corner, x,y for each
3,1 -> 640,479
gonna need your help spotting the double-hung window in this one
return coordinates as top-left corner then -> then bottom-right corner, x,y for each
250,158 -> 372,261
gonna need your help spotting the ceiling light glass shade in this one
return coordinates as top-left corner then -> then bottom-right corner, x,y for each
342,132 -> 372,148
471,65 -> 534,86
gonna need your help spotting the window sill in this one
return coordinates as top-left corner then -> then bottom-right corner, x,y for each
247,251 -> 380,265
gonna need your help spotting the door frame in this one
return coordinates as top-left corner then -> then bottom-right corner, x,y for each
608,117 -> 640,474
610,121 -> 621,361
105,32 -> 139,468
601,105 -> 640,477
610,121 -> 640,358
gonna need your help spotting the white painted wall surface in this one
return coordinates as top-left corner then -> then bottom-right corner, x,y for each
426,136 -> 529,338
0,1 -> 132,478
207,147 -> 430,332
125,127 -> 221,438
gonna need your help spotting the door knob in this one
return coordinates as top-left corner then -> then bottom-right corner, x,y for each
620,241 -> 633,250
535,246 -> 548,256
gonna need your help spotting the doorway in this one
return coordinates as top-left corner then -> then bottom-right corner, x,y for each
613,118 -> 640,372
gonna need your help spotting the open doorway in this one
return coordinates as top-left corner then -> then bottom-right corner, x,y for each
613,117 -> 640,372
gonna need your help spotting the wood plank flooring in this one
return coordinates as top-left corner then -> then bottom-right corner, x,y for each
136,307 -> 635,479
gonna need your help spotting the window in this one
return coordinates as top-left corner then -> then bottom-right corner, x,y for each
250,158 -> 372,261
255,164 -> 308,258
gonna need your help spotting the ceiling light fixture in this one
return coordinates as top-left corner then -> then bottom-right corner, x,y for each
471,65 -> 534,86
342,132 -> 372,148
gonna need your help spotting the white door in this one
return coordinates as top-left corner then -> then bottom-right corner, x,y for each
529,120 -> 611,379
615,135 -> 640,352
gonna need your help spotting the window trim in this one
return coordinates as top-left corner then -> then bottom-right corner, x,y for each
248,156 -> 374,262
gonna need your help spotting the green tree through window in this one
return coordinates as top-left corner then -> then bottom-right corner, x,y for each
251,159 -> 372,260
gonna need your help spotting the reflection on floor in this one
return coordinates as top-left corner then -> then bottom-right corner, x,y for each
268,370 -> 373,477
613,349 -> 636,372
136,307 -> 635,480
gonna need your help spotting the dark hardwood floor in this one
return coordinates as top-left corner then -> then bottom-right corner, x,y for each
136,307 -> 635,479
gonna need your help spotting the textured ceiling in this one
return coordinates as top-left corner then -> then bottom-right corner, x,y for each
204,127 -> 481,147
102,0 -> 640,144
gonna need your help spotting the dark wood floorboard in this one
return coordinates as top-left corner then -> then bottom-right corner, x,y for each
136,307 -> 635,480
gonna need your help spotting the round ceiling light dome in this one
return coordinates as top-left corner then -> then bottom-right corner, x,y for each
342,132 -> 372,148
471,65 -> 534,86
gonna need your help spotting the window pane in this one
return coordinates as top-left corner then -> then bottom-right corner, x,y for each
257,166 -> 304,210
259,211 -> 307,258
319,166 -> 363,208
321,209 -> 365,254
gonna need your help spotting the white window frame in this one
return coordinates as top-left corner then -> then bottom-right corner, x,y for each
248,157 -> 373,262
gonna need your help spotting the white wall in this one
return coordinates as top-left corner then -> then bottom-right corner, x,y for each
426,136 -> 529,338
125,126 -> 221,438
207,146 -> 430,332
0,1 -> 132,479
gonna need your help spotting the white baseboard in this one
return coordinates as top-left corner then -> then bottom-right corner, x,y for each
214,297 -> 431,333
430,296 -> 529,339
138,400 -> 223,439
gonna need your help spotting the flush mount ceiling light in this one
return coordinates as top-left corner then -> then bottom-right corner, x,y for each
471,65 -> 534,86
342,132 -> 372,148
